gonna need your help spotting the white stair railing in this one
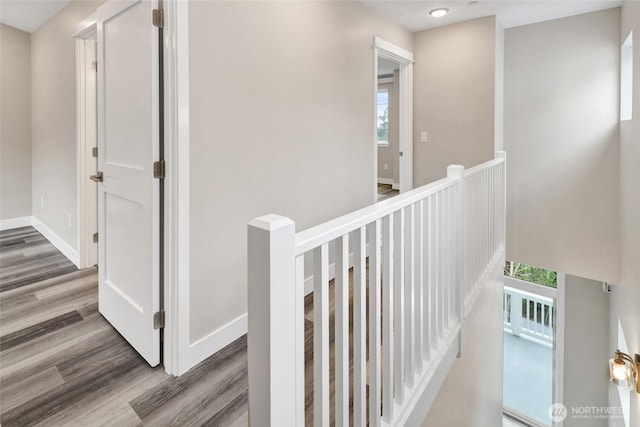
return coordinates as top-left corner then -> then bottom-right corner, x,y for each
248,152 -> 506,427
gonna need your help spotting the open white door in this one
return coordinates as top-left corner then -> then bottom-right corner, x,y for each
96,0 -> 161,366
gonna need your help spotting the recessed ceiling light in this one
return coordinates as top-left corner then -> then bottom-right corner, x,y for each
429,8 -> 450,18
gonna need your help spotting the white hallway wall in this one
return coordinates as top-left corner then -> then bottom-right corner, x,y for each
30,0 -> 105,255
504,8 -> 621,284
413,16 -> 497,187
0,23 -> 32,223
610,2 -> 640,426
186,0 -> 412,349
563,275 -> 610,427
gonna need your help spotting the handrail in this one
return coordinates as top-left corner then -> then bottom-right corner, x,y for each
294,176 -> 458,256
464,157 -> 504,178
504,276 -> 557,300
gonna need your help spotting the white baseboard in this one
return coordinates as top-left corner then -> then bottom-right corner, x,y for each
31,216 -> 80,267
0,216 -> 32,231
392,183 -> 400,190
181,313 -> 247,375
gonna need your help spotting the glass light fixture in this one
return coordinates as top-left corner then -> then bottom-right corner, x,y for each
429,8 -> 449,18
609,349 -> 640,393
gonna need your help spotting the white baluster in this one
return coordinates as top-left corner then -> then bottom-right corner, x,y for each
442,189 -> 450,330
335,234 -> 349,427
447,165 -> 465,355
393,208 -> 405,404
415,200 -> 424,374
405,204 -> 415,388
382,214 -> 394,423
510,291 -> 522,337
427,195 -> 436,359
353,227 -> 367,426
295,255 -> 305,426
368,220 -> 382,427
313,244 -> 329,427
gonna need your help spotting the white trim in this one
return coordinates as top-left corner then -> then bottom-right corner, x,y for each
373,36 -> 414,64
164,0 -> 191,376
73,12 -> 97,39
0,216 -> 32,231
32,217 -> 79,266
378,76 -> 393,84
554,272 -> 566,427
372,51 -> 379,202
397,60 -> 413,193
373,37 -> 413,199
378,178 -> 394,185
391,183 -> 400,191
74,30 -> 99,270
184,314 -> 247,375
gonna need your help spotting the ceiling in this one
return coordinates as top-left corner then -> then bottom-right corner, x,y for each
0,0 -> 71,33
362,0 -> 622,32
0,0 -> 623,34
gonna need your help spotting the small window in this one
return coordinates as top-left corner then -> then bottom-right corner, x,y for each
504,260 -> 557,288
621,31 -> 633,121
377,88 -> 389,146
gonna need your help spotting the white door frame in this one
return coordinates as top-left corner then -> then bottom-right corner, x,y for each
373,37 -> 414,198
74,18 -> 98,270
162,0 -> 191,375
554,272 -> 566,427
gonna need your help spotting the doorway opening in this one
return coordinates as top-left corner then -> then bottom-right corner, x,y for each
373,37 -> 413,202
74,24 -> 98,270
376,58 -> 399,202
503,261 -> 564,426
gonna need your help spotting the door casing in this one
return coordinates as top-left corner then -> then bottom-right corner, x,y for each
373,37 -> 414,198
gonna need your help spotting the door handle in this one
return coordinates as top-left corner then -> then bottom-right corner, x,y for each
90,172 -> 103,183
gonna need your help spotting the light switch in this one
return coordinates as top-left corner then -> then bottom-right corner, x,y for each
420,131 -> 428,143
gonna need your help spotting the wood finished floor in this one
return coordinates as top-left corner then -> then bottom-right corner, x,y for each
0,227 -> 366,426
0,227 -> 248,427
377,184 -> 399,202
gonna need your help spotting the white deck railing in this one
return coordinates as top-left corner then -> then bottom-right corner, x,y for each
503,277 -> 556,347
247,152 -> 506,426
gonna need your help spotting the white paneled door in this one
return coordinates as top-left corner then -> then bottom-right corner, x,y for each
96,0 -> 161,366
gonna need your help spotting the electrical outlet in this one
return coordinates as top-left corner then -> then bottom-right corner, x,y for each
420,131 -> 428,143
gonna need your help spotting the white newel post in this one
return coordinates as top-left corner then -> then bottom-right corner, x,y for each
247,214 -> 298,427
447,164 -> 466,358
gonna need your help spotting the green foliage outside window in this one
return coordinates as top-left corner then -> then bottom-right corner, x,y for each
504,260 -> 557,288
377,108 -> 389,142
